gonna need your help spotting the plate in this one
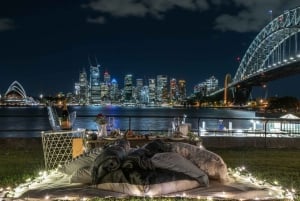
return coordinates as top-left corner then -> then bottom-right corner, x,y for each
103,137 -> 118,141
170,137 -> 185,141
147,136 -> 158,140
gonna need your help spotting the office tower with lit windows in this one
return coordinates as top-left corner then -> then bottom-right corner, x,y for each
178,79 -> 186,101
205,76 -> 219,94
89,63 -> 101,104
194,83 -> 207,96
156,75 -> 168,103
148,78 -> 156,104
74,82 -> 80,97
140,86 -> 149,104
110,78 -> 119,101
124,74 -> 133,101
77,69 -> 89,104
100,71 -> 111,100
194,76 -> 218,96
136,78 -> 143,103
103,71 -> 111,84
100,82 -> 109,100
169,78 -> 177,102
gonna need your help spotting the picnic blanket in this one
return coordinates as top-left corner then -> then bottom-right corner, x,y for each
10,139 -> 290,200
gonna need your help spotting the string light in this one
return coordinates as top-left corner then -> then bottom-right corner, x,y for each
2,166 -> 296,200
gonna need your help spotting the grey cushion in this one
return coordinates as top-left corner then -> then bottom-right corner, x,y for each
170,142 -> 229,183
151,152 -> 209,186
58,147 -> 103,175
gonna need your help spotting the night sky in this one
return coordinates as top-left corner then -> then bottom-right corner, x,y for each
1,0 -> 300,98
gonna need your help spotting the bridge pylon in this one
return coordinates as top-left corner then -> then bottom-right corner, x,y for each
224,73 -> 232,105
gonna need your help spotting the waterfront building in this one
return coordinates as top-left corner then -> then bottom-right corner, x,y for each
140,86 -> 149,104
1,80 -> 37,105
100,82 -> 109,100
170,78 -> 178,102
194,76 -> 218,97
205,76 -> 219,94
136,78 -> 143,103
194,82 -> 207,97
89,63 -> 101,104
136,78 -> 143,88
156,75 -> 168,104
74,82 -> 80,102
124,74 -> 133,102
178,79 -> 187,101
77,69 -> 89,104
110,78 -> 120,102
148,78 -> 156,104
103,71 -> 111,84
100,71 -> 111,101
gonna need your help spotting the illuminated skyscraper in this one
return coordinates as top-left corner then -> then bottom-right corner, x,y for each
156,75 -> 168,103
178,79 -> 186,101
89,62 -> 101,104
140,86 -> 149,104
136,78 -> 143,88
136,78 -> 143,102
100,82 -> 109,100
101,71 -> 111,100
205,76 -> 219,93
103,71 -> 111,84
78,68 -> 89,104
194,76 -> 218,97
194,83 -> 207,96
110,78 -> 119,101
170,78 -> 177,101
74,83 -> 80,96
148,78 -> 156,104
124,74 -> 133,101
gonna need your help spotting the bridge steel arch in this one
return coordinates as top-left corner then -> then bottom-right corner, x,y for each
233,6 -> 300,84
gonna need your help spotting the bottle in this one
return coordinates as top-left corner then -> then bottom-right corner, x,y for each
61,101 -> 71,130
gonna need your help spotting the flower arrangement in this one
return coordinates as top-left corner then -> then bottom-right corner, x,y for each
95,113 -> 107,125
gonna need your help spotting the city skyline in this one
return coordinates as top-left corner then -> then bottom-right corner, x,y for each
1,1 -> 300,97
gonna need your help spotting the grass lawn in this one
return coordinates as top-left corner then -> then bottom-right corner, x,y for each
212,148 -> 300,194
0,138 -> 44,187
0,139 -> 300,200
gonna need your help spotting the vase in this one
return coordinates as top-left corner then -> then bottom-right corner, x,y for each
97,124 -> 107,137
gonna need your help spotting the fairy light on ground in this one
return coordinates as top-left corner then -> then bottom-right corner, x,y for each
2,166 -> 296,200
229,166 -> 296,200
3,169 -> 55,199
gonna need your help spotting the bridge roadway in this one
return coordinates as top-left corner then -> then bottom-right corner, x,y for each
233,60 -> 300,88
209,60 -> 300,99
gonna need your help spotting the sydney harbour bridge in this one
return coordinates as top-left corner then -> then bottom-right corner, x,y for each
209,6 -> 300,104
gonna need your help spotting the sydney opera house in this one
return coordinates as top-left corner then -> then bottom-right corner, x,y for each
0,81 -> 38,106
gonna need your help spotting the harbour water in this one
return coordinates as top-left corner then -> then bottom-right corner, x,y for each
0,105 -> 256,138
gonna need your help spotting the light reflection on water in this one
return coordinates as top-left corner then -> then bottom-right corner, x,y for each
0,106 -> 256,138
